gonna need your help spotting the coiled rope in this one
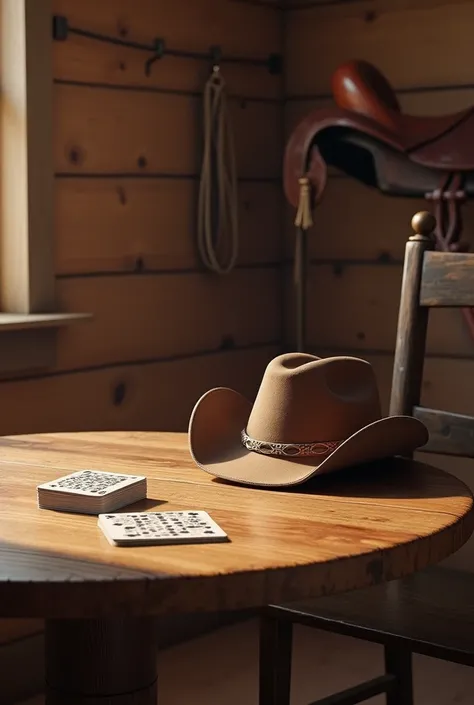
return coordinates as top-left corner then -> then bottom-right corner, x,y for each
197,66 -> 239,274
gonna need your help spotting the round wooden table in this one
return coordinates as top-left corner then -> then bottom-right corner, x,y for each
1,431 -> 473,704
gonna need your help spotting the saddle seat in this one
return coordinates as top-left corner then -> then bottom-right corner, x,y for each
284,59 -> 474,208
332,60 -> 474,161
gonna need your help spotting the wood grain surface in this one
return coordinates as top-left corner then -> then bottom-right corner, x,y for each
285,1 -> 474,97
0,431 -> 472,619
53,0 -> 281,64
284,263 -> 474,358
0,347 -> 277,436
55,180 -> 282,275
54,269 -> 280,371
54,84 -> 281,179
420,252 -> 474,307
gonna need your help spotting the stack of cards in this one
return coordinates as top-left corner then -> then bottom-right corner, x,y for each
98,510 -> 228,547
37,469 -> 147,515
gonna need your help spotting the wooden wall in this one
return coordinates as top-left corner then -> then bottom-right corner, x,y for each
0,1 -> 283,700
284,0 -> 474,570
0,0 -> 283,438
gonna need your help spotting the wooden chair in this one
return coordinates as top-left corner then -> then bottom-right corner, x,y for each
259,210 -> 474,705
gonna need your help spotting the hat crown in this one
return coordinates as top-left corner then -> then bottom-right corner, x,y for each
246,353 -> 381,444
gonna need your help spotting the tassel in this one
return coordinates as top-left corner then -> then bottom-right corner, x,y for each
294,176 -> 313,230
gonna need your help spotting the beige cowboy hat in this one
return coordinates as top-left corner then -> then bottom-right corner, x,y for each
188,352 -> 428,487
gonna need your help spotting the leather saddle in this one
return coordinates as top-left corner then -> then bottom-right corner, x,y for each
284,59 -> 474,250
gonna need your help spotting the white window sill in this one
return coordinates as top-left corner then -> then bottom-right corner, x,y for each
0,312 -> 91,331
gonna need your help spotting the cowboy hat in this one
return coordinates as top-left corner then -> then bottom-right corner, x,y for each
188,352 -> 428,487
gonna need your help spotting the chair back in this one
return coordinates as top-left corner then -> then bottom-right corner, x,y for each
390,211 -> 474,458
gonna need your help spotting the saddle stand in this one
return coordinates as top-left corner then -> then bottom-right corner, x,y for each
284,59 -> 474,351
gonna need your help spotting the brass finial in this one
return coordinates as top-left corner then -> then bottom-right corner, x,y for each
410,211 -> 436,241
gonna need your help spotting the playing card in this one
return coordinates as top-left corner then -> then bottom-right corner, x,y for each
98,510 -> 229,546
37,470 -> 146,497
37,470 -> 147,514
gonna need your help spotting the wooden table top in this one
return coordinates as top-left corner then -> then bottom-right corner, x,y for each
0,431 -> 472,619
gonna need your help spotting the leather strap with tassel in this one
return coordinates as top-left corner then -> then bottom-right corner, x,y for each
293,176 -> 313,352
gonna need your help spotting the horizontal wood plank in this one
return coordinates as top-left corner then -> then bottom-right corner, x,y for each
54,84 -> 281,178
53,269 -> 278,368
420,252 -> 474,307
284,264 -> 474,356
54,268 -> 280,371
285,0 -> 474,18
283,178 -> 474,262
55,178 -> 283,274
0,346 -> 277,435
285,1 -> 474,96
413,406 -> 474,458
53,0 -> 281,59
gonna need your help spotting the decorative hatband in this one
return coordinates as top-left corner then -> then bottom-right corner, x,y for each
240,429 -> 342,457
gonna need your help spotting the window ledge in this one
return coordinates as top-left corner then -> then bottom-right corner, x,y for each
0,312 -> 92,377
0,312 -> 91,331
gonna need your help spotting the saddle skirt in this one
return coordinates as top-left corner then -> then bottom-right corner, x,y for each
284,59 -> 474,209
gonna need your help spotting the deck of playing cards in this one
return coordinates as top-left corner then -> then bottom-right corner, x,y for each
37,470 -> 147,515
98,510 -> 228,546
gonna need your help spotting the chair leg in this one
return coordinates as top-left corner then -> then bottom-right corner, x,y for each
384,644 -> 413,705
259,612 -> 293,705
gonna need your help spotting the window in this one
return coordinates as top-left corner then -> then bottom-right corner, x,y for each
0,0 -> 89,374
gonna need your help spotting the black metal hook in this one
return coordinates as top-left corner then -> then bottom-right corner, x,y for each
144,37 -> 165,76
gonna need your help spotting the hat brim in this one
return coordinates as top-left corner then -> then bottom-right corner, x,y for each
188,387 -> 429,488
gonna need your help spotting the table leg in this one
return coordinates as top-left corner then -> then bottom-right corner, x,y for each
45,617 -> 157,705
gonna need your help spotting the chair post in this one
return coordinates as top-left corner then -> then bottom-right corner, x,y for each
384,645 -> 414,705
389,211 -> 436,417
259,612 -> 293,705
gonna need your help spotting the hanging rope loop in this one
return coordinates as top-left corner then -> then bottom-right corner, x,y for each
197,66 -> 239,275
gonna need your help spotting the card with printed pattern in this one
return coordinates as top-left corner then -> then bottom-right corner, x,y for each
37,469 -> 147,515
38,470 -> 146,497
98,510 -> 228,546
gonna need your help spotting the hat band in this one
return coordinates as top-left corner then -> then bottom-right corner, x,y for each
241,429 -> 341,458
